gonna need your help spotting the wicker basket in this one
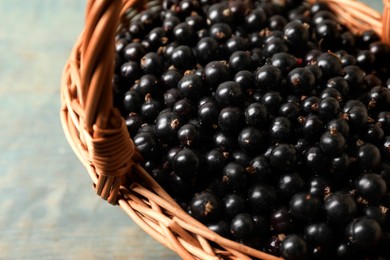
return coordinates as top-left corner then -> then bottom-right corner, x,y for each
60,0 -> 390,259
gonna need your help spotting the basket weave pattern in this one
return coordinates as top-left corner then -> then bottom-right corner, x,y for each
61,0 -> 390,259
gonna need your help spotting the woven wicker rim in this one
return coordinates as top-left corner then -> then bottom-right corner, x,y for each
60,0 -> 390,259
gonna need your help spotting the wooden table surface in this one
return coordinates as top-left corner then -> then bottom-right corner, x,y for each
0,0 -> 382,259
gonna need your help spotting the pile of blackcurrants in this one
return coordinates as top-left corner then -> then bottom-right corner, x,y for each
112,0 -> 390,259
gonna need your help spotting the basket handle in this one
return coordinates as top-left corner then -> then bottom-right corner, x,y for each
77,0 -> 145,204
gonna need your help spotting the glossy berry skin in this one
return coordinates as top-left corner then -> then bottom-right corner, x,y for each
190,191 -> 222,223
136,74 -> 160,97
218,106 -> 245,133
120,61 -> 142,84
315,19 -> 341,50
177,123 -> 200,147
163,42 -> 178,60
222,193 -> 246,218
207,220 -> 230,238
207,3 -> 233,25
280,235 -> 308,260
377,111 -> 390,132
262,37 -> 288,58
301,96 -> 320,115
326,76 -> 350,96
345,217 -> 382,249
155,111 -> 182,145
289,192 -> 322,222
343,65 -> 366,92
125,112 -> 143,137
356,173 -> 387,201
204,148 -> 227,174
324,192 -> 356,224
128,19 -> 144,38
231,150 -> 251,166
145,27 -> 168,50
268,15 -> 287,31
270,207 -> 294,233
214,131 -> 237,152
383,136 -> 390,161
210,23 -> 232,43
166,146 -> 182,166
270,143 -> 297,172
162,88 -> 179,109
309,176 -> 330,198
283,20 -> 310,49
133,132 -> 160,159
245,103 -> 268,128
221,162 -> 248,193
161,70 -> 182,90
287,67 -> 316,95
357,143 -> 381,172
162,15 -> 181,34
362,206 -> 387,225
172,148 -> 201,179
173,22 -> 195,45
185,14 -> 206,31
318,96 -> 341,121
195,37 -> 219,64
198,100 -> 219,128
278,173 -> 304,201
215,81 -> 244,107
316,52 -> 343,79
226,36 -> 250,55
230,213 -> 256,241
270,117 -> 292,143
204,61 -> 231,89
168,172 -> 193,199
319,129 -> 345,155
234,70 -> 253,90
177,74 -> 204,101
245,8 -> 267,32
271,52 -> 298,75
247,155 -> 273,182
304,146 -> 327,174
247,184 -> 277,214
304,222 -> 334,247
123,42 -> 146,61
342,105 -> 368,130
170,45 -> 195,70
368,86 -> 390,111
335,240 -> 359,259
228,51 -> 252,72
123,90 -> 142,113
326,118 -> 349,138
141,95 -> 162,123
140,52 -> 162,75
261,91 -> 284,115
356,50 -> 375,71
278,102 -> 300,122
237,127 -> 265,155
319,87 -> 342,101
173,99 -> 195,119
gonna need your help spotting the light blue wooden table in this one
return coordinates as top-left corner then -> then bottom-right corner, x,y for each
0,0 -> 383,259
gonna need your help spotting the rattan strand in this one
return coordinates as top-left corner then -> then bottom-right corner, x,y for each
60,0 -> 390,259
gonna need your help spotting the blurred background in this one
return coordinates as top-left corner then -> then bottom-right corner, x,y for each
0,0 -> 383,259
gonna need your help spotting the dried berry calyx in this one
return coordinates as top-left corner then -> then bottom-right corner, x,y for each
115,0 -> 390,259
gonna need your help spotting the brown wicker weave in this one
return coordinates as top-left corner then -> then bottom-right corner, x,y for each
60,0 -> 390,259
